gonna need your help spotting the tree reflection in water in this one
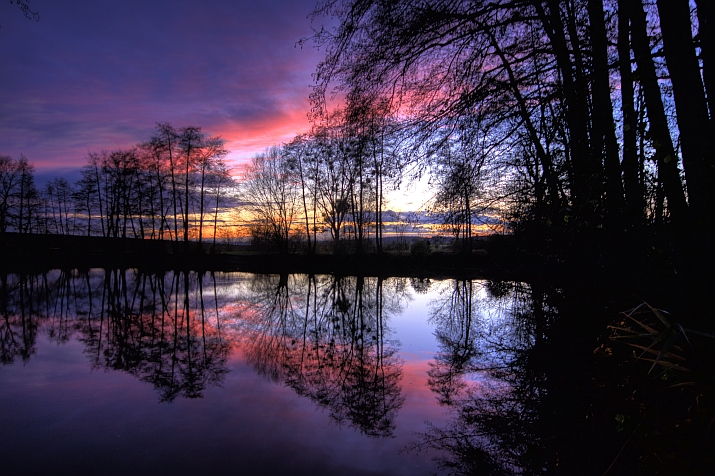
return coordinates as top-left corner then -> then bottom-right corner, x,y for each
4,270 -> 711,471
412,278 -> 715,475
0,273 -> 40,364
233,274 -> 409,437
412,279 -> 561,475
0,269 -> 411,439
0,269 -> 230,402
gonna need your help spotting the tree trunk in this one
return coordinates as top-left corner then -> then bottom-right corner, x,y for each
657,0 -> 715,226
589,0 -> 625,223
537,0 -> 600,226
618,0 -> 644,223
629,0 -> 688,222
695,0 -> 715,117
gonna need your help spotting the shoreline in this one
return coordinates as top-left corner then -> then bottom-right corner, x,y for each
0,231 -> 535,279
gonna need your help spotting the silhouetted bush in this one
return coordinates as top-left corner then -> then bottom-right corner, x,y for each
410,239 -> 431,257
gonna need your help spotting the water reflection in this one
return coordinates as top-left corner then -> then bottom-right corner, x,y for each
412,279 -> 703,475
1,269 -> 231,402
232,274 -> 409,437
0,274 -> 39,364
412,279 -> 547,474
3,271 -> 711,473
0,269 -> 411,438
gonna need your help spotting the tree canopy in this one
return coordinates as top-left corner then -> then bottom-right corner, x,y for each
307,0 -> 715,236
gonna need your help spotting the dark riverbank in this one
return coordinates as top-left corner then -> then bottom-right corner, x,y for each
1,230 -> 711,317
0,232 -> 534,278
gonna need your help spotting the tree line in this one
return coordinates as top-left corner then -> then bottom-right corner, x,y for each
239,104 -> 501,255
240,106 -> 413,254
300,0 -> 714,242
1,117 -> 427,254
0,123 -> 234,248
8,0 -> 709,254
3,115 -> 434,255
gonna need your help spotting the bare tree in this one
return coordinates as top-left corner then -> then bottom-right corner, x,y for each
285,135 -> 319,254
194,136 -> 228,247
240,148 -> 301,253
152,123 -> 181,241
430,128 -> 486,252
312,113 -> 354,251
206,157 -> 234,250
0,155 -> 22,234
10,0 -> 39,21
306,0 -> 713,234
43,178 -> 74,235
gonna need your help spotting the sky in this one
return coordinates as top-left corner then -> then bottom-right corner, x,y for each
0,0 -> 434,211
0,0 -> 325,181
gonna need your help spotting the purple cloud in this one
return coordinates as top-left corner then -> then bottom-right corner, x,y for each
0,0 -> 325,173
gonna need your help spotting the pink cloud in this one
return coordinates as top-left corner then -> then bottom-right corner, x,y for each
0,0 -> 325,176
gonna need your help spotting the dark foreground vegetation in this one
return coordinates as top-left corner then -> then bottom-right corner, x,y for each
0,231 -> 520,276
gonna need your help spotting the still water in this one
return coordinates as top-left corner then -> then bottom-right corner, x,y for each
30,268 -> 715,475
1,269 -> 543,475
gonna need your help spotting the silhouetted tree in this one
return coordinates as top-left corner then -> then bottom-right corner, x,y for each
0,155 -> 22,234
307,0 -> 713,235
284,135 -> 320,254
193,136 -> 228,247
430,126 -> 486,252
206,156 -> 234,250
241,147 -> 301,253
311,111 -> 359,251
42,177 -> 74,235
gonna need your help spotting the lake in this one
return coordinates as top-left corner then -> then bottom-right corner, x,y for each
0,269 -> 711,475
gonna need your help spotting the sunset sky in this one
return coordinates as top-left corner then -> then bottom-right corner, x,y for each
0,0 -> 324,180
0,0 -> 434,210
